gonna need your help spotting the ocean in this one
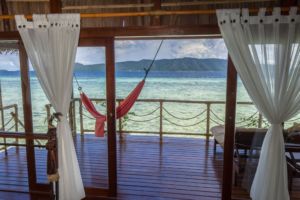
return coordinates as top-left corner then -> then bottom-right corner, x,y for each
0,70 -> 278,135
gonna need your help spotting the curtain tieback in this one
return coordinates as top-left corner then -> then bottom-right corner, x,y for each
48,112 -> 63,128
53,112 -> 63,121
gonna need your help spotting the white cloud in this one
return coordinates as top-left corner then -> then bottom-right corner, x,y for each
0,52 -> 20,71
169,39 -> 227,59
75,47 -> 105,65
115,40 -> 161,62
115,39 -> 227,62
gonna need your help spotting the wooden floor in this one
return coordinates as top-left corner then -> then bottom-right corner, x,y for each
0,134 -> 299,200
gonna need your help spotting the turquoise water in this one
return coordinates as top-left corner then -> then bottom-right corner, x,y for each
0,71 -> 261,135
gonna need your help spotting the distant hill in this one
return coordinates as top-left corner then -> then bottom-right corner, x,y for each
74,58 -> 227,72
0,58 -> 227,74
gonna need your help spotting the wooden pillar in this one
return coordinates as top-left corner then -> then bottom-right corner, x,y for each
222,56 -> 237,200
19,42 -> 37,190
280,0 -> 298,6
49,0 -> 62,13
1,0 -> 10,31
105,37 -> 117,197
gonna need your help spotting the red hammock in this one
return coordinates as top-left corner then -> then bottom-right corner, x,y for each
80,80 -> 145,137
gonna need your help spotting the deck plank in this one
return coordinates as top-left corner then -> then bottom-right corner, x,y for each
0,135 -> 298,199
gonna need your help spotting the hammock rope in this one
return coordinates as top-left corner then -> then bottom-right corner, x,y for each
74,40 -> 164,137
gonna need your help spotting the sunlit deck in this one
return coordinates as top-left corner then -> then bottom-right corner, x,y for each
0,134 -> 299,200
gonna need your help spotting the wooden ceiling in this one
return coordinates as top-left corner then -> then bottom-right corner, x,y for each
0,0 -> 296,42
0,0 -> 294,31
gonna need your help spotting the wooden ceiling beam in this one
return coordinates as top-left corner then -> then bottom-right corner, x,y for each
0,25 -> 221,40
6,0 -> 48,2
62,0 -> 276,11
162,0 -> 276,7
80,25 -> 220,38
62,3 -> 154,10
280,0 -> 298,6
0,6 -> 294,20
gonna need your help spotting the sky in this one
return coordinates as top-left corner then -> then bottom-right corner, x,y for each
0,39 -> 228,71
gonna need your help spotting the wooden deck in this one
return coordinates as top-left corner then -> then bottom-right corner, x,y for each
0,134 -> 299,200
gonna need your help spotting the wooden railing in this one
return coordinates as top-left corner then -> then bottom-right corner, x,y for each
0,104 -> 23,154
45,98 -> 268,140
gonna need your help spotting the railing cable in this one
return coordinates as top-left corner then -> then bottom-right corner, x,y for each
131,107 -> 160,117
163,116 -> 206,127
235,111 -> 259,125
3,116 -> 14,127
127,116 -> 160,123
163,107 -> 206,120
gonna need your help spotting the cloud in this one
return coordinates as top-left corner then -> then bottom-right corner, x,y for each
75,47 -> 105,65
0,52 -> 20,71
169,39 -> 227,59
115,40 -> 162,62
115,39 -> 227,62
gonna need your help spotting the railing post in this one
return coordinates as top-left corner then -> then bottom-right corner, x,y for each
14,105 -> 19,132
73,99 -> 77,135
206,103 -> 211,141
69,100 -> 76,137
258,113 -> 262,128
0,106 -> 4,131
14,105 -> 19,152
3,137 -> 7,156
0,76 -> 6,155
118,100 -> 123,141
0,81 -> 4,131
79,99 -> 84,135
159,100 -> 163,143
45,104 -> 51,124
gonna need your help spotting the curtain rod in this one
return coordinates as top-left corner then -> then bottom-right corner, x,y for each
0,7 -> 294,20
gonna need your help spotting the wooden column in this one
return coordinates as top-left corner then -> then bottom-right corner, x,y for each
19,42 -> 37,190
49,0 -> 62,13
105,37 -> 117,196
222,56 -> 237,200
280,0 -> 298,6
1,0 -> 10,31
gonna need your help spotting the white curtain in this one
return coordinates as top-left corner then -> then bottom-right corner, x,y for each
15,14 -> 85,200
217,7 -> 300,200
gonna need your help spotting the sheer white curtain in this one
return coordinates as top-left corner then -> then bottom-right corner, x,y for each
217,7 -> 300,200
15,14 -> 85,200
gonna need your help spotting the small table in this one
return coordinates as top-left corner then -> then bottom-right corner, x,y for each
285,143 -> 300,152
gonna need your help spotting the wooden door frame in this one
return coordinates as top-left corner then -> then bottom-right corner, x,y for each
4,31 -> 237,199
17,37 -> 118,197
19,42 -> 51,193
222,56 -> 237,200
78,37 -> 117,197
